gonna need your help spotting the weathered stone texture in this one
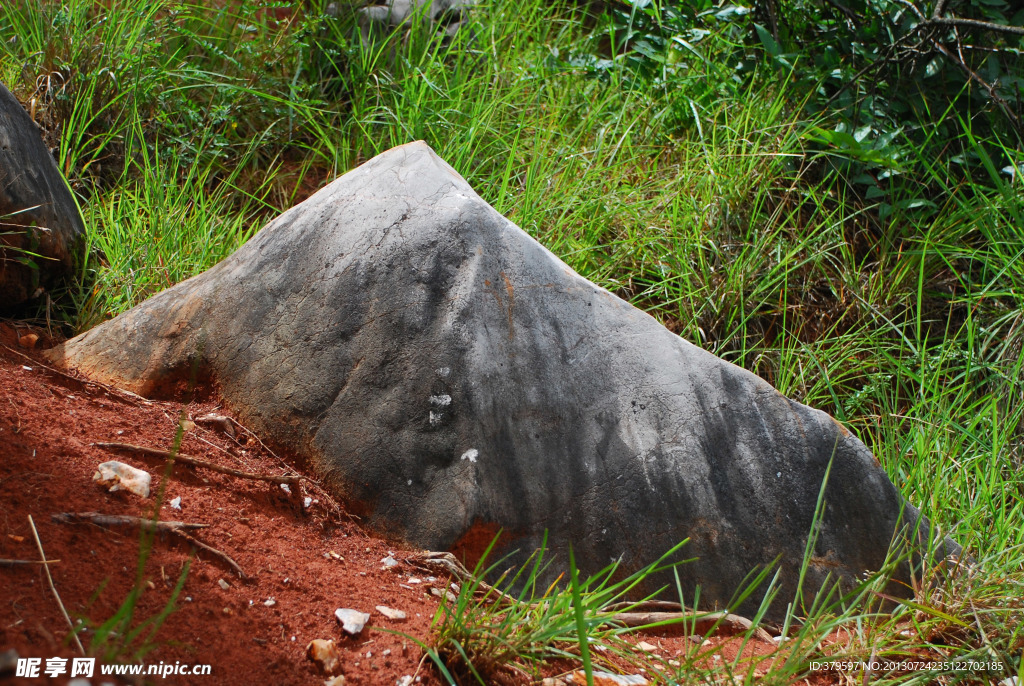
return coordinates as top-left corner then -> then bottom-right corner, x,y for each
0,82 -> 85,308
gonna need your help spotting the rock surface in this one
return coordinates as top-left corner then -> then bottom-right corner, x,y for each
0,82 -> 85,308
46,141 -> 955,620
351,0 -> 474,42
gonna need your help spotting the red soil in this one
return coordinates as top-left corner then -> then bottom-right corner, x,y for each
0,322 -> 442,686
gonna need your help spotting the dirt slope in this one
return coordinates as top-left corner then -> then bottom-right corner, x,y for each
0,322 -> 443,686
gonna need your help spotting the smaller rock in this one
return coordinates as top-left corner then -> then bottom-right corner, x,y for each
376,605 -> 407,621
396,677 -> 414,686
568,671 -> 648,686
635,641 -> 658,652
179,419 -> 196,432
195,413 -> 236,438
264,597 -> 276,607
18,334 -> 38,350
93,461 -> 151,497
218,579 -> 230,590
307,638 -> 342,675
280,483 -> 292,495
169,496 -> 182,510
335,608 -> 370,635
429,586 -> 458,603
324,676 -> 347,686
380,554 -> 398,568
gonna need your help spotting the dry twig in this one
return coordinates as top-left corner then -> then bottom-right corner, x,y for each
51,511 -> 208,531
28,515 -> 85,655
0,558 -> 61,566
0,343 -> 144,407
51,511 -> 245,579
93,442 -> 302,485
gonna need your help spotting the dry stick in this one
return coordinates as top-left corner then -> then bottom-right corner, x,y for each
0,558 -> 61,566
0,343 -> 143,407
27,515 -> 85,655
598,611 -> 776,644
51,512 -> 208,531
93,442 -> 302,485
931,15 -> 1024,36
51,512 -> 245,579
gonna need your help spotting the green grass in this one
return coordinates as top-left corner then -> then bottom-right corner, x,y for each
2,0 -> 1023,682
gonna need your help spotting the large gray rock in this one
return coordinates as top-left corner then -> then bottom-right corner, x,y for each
348,0 -> 474,42
46,141 -> 954,620
0,82 -> 86,308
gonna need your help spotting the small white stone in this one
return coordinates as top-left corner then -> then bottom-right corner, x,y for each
170,496 -> 182,510
218,579 -> 230,590
264,597 -> 276,606
436,367 -> 451,378
280,483 -> 292,495
335,608 -> 370,635
376,605 -> 407,620
304,496 -> 313,508
380,555 -> 398,568
460,448 -> 478,463
93,461 -> 151,498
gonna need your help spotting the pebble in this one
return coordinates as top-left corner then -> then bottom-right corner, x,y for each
429,586 -> 457,603
635,641 -> 658,652
335,608 -> 370,635
170,496 -> 182,510
217,579 -> 230,590
93,461 -> 151,498
307,639 -> 342,675
376,605 -> 407,621
380,555 -> 398,568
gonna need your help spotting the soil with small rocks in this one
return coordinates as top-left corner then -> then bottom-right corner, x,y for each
0,322 -> 442,686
